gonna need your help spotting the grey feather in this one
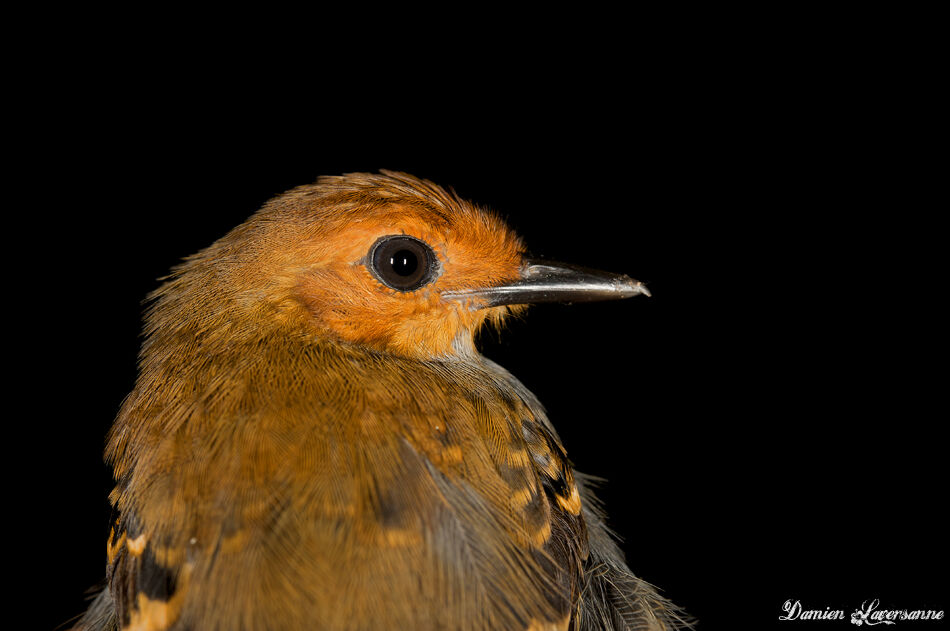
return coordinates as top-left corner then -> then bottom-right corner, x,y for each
70,588 -> 118,631
574,474 -> 694,631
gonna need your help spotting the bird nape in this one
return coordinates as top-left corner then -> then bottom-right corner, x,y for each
72,171 -> 691,631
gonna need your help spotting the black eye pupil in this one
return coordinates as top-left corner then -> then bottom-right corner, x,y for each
369,235 -> 438,291
390,250 -> 418,276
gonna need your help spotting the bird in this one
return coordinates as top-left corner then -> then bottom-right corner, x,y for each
72,171 -> 690,631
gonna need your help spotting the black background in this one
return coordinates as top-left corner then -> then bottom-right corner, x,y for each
26,9 -> 945,631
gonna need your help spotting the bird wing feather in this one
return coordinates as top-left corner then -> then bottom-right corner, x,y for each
572,474 -> 694,631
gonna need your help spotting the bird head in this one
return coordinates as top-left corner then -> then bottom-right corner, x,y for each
148,171 -> 649,360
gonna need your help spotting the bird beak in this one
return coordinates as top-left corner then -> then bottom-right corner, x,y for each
443,259 -> 651,307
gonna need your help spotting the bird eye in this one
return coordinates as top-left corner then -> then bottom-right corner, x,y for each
369,235 -> 439,291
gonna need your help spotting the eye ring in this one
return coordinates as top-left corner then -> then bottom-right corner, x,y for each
368,235 -> 440,292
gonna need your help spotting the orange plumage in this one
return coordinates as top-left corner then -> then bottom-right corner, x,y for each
74,171 -> 688,631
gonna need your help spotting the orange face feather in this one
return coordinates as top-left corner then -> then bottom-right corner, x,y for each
285,183 -> 526,357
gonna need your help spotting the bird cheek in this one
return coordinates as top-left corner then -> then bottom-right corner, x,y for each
360,291 -> 477,358
291,268 -> 442,356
